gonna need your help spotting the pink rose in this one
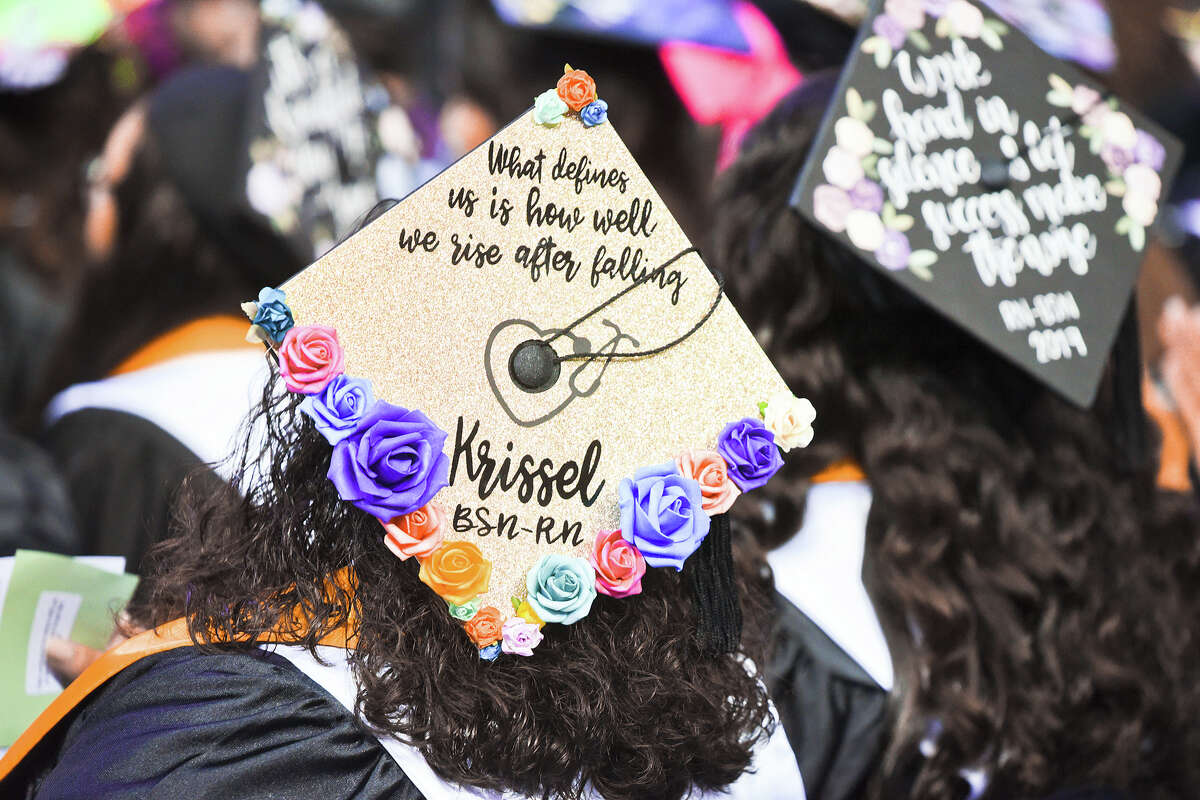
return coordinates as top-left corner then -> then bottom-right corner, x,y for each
675,449 -> 741,515
278,325 -> 345,394
885,0 -> 925,30
813,184 -> 853,233
381,501 -> 447,561
589,528 -> 646,598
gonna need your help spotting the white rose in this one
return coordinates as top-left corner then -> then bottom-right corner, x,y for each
945,0 -> 984,37
834,117 -> 876,158
1102,111 -> 1137,150
845,209 -> 886,250
823,146 -> 865,190
1122,164 -> 1162,201
763,392 -> 816,452
1123,193 -> 1158,228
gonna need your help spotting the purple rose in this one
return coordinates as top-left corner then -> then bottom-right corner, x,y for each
618,462 -> 710,571
327,402 -> 450,519
875,229 -> 912,271
1101,144 -> 1133,173
300,374 -> 376,445
717,418 -> 783,491
1133,130 -> 1166,171
873,14 -> 907,49
849,178 -> 885,212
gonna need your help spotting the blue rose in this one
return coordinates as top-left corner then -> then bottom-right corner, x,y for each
580,99 -> 608,127
618,462 -> 709,571
251,287 -> 294,342
300,374 -> 376,445
479,642 -> 502,661
717,418 -> 783,491
526,554 -> 596,625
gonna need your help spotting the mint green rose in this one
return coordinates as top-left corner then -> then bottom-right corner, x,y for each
533,89 -> 568,126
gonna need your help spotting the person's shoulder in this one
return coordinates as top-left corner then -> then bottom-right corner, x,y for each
31,647 -> 424,800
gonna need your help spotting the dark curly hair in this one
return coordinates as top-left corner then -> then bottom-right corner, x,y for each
130,371 -> 777,800
712,73 -> 1200,799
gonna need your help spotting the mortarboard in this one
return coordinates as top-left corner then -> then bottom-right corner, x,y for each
790,0 -> 1182,409
243,66 -> 812,659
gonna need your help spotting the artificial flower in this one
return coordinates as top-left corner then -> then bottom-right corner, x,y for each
717,418 -> 784,491
300,374 -> 375,444
501,617 -> 544,656
813,184 -> 853,233
580,98 -> 608,127
327,403 -> 449,519
589,528 -> 646,598
479,642 -> 502,661
278,325 -> 345,394
534,89 -> 568,126
419,540 -> 492,606
448,597 -> 481,621
526,554 -> 596,624
464,605 -> 504,646
762,392 -> 817,452
247,287 -> 294,343
675,450 -> 740,515
618,463 -> 710,570
381,501 -> 446,561
556,66 -> 596,111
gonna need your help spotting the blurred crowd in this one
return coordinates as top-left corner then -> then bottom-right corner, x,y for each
4,1 -> 1200,798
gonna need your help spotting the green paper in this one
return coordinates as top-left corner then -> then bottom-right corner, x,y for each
0,551 -> 138,746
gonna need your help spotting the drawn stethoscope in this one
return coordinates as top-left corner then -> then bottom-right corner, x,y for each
484,317 -> 639,427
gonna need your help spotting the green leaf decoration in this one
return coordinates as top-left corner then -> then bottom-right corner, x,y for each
908,30 -> 932,51
1089,134 -> 1103,155
861,100 -> 877,121
908,249 -> 937,271
1105,179 -> 1126,197
1048,73 -> 1073,95
846,87 -> 865,120
512,596 -> 523,612
872,137 -> 894,154
1114,215 -> 1132,235
984,18 -> 1009,34
874,42 -> 892,69
757,400 -> 768,418
863,153 -> 880,179
909,262 -> 935,281
1046,89 -> 1072,107
1107,97 -> 1119,109
1079,124 -> 1094,138
861,35 -> 881,54
882,202 -> 897,227
935,17 -> 951,37
891,214 -> 915,232
1129,224 -> 1146,252
979,26 -> 1003,50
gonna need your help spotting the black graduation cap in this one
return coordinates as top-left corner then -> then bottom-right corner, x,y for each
791,0 -> 1182,407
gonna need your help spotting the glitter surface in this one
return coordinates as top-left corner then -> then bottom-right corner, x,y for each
280,109 -> 789,625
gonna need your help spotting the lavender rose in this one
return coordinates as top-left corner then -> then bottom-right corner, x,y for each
618,462 -> 710,571
327,402 -> 449,519
849,178 -> 885,212
875,230 -> 912,271
813,184 -> 853,233
717,418 -> 783,491
873,14 -> 907,49
1101,144 -> 1134,173
1133,130 -> 1166,171
300,374 -> 376,444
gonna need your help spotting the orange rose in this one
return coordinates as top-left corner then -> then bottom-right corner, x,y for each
675,449 -> 740,515
381,502 -> 446,561
418,540 -> 491,605
464,605 -> 503,646
556,67 -> 596,112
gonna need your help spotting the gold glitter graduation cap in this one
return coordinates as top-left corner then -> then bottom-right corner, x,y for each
243,66 -> 811,660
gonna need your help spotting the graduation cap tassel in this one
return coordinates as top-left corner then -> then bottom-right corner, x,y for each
685,513 -> 742,655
